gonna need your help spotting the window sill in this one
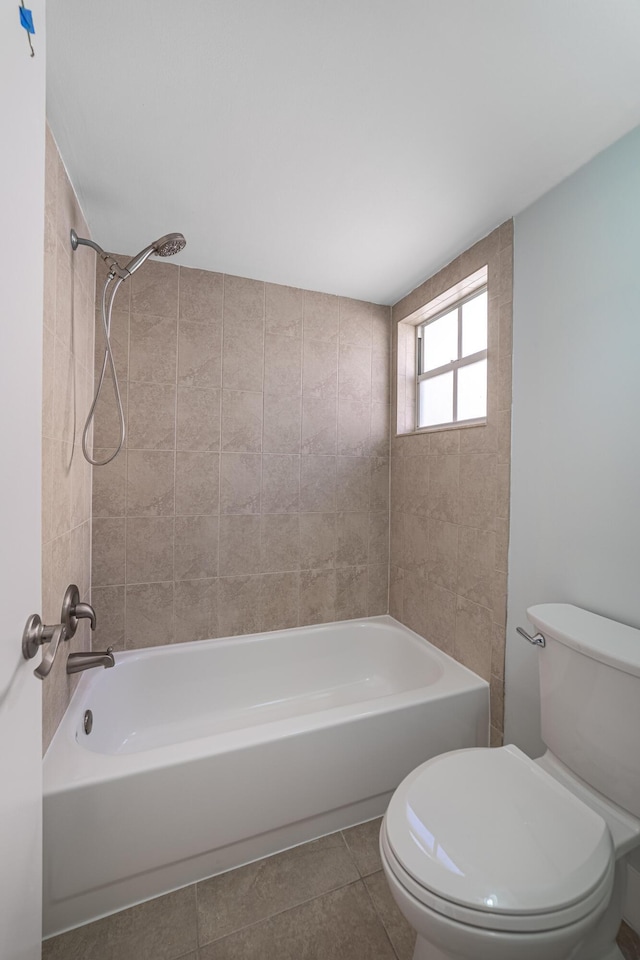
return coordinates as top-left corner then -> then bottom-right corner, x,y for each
396,418 -> 487,438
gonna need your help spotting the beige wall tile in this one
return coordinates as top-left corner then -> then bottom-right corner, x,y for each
129,314 -> 177,383
369,458 -> 389,513
264,334 -> 302,397
223,275 -> 264,325
175,451 -> 219,515
261,514 -> 300,573
42,137 -> 95,750
368,513 -> 389,565
261,455 -> 300,514
222,328 -> 264,392
262,394 -> 301,454
92,449 -> 126,518
389,564 -> 404,620
300,456 -> 336,513
336,513 -> 369,567
127,382 -> 176,450
427,456 -> 459,523
339,298 -> 372,345
218,515 -> 262,576
456,526 -> 494,608
217,575 -> 262,637
91,585 -> 126,651
130,259 -> 178,318
338,400 -> 370,457
301,398 -> 337,455
299,513 -> 336,570
336,457 -> 370,512
262,572 -> 300,631
303,290 -> 339,342
177,386 -> 221,452
299,568 -> 336,625
402,569 -> 428,637
426,520 -> 458,591
126,581 -> 175,648
389,223 -> 512,691
458,454 -> 497,531
178,320 -> 222,389
126,517 -> 174,584
92,518 -> 125,586
220,452 -> 261,514
336,565 -> 368,620
302,339 -> 338,398
179,267 -> 223,323
265,283 -> 303,338
339,344 -> 371,401
221,389 -> 263,453
455,596 -> 492,681
175,516 -> 218,580
175,579 -> 218,643
90,262 -> 390,660
367,564 -> 389,616
128,450 -> 175,516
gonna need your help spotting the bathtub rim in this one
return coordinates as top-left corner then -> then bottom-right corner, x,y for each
44,615 -> 489,793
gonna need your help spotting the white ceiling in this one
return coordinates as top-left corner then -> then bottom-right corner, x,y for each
47,1 -> 640,305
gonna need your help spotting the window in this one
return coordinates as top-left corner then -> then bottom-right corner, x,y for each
416,288 -> 487,429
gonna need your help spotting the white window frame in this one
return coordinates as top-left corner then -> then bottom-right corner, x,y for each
416,286 -> 488,430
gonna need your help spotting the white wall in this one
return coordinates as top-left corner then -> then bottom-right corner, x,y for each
0,3 -> 45,958
505,125 -> 640,926
505,123 -> 640,757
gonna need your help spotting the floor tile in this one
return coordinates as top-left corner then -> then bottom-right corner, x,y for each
199,881 -> 396,960
42,886 -> 197,960
365,870 -> 416,960
342,817 -> 383,877
197,832 -> 359,944
618,921 -> 640,960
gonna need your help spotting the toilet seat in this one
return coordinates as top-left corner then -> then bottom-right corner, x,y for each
383,744 -> 614,934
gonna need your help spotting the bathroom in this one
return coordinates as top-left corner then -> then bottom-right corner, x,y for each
2,2 -> 640,959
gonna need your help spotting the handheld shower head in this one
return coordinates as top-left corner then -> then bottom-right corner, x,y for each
153,233 -> 186,257
123,232 -> 186,276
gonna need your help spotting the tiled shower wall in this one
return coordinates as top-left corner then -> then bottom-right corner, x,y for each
389,222 -> 513,744
42,127 -> 95,752
91,263 -> 391,649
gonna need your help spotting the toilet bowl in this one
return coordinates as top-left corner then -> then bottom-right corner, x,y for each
381,604 -> 640,960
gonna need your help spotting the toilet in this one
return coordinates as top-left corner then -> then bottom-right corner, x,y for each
380,603 -> 640,960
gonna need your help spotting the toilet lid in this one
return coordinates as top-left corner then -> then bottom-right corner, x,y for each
385,745 -> 613,918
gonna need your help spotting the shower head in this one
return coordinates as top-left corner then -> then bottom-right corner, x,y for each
153,233 -> 186,257
70,229 -> 186,279
123,232 -> 186,276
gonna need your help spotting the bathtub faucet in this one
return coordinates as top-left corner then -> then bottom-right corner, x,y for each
67,647 -> 115,674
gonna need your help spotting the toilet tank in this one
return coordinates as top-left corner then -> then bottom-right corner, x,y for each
528,603 -> 640,819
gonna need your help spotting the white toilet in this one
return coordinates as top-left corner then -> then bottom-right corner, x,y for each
380,603 -> 640,960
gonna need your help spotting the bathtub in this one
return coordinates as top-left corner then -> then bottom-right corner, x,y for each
43,615 -> 489,936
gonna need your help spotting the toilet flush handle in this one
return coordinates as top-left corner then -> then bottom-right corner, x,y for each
517,626 -> 545,647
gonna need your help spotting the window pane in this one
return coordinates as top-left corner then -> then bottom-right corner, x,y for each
419,371 -> 454,427
422,309 -> 458,372
461,291 -> 487,357
457,359 -> 487,421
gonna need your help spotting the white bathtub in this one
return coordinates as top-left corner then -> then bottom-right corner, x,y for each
43,615 -> 489,936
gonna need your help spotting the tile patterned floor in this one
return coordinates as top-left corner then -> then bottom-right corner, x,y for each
43,818 -> 640,960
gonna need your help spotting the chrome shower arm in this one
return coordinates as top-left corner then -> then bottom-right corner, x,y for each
70,230 -> 129,280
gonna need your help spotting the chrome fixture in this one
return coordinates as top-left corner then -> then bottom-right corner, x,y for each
22,584 -> 97,679
67,647 -> 115,674
61,584 -> 96,637
84,710 -> 93,735
70,229 -> 186,466
516,626 -> 545,647
22,616 -> 67,679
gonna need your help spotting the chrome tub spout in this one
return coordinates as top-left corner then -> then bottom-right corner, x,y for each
67,647 -> 115,675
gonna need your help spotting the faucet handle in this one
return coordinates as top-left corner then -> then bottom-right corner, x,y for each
61,584 -> 97,636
